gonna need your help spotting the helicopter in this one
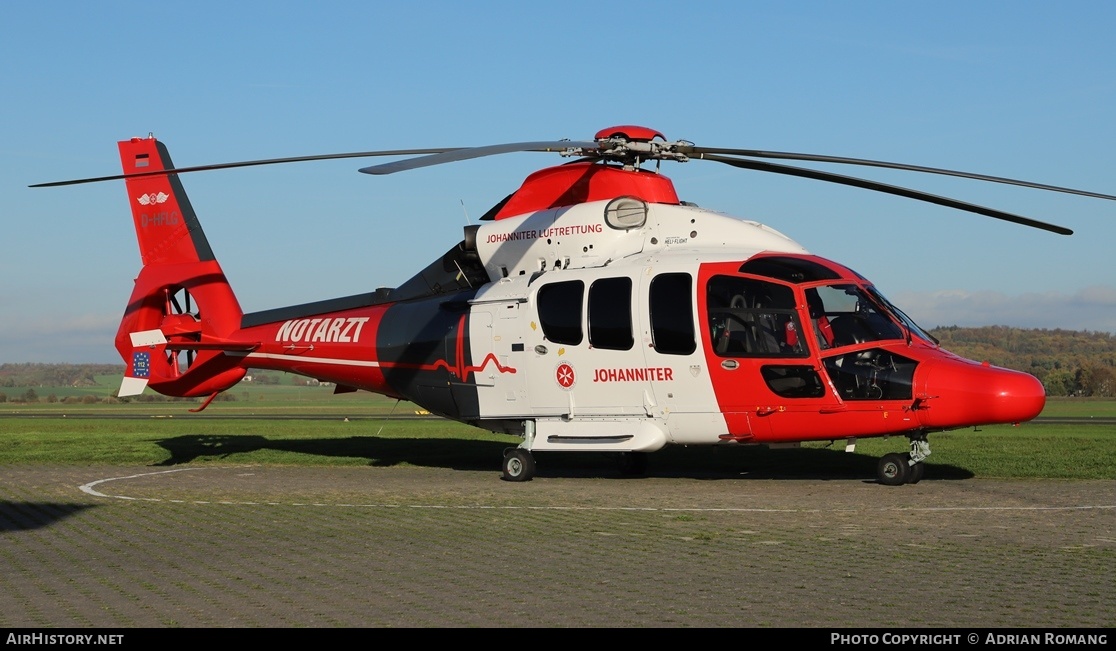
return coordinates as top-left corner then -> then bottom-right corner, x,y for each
32,125 -> 1116,484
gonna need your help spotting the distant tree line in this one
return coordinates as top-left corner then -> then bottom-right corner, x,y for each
929,326 -> 1115,397
0,389 -> 117,404
0,363 -> 121,388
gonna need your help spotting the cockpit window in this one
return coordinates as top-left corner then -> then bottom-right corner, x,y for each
707,276 -> 808,358
806,285 -> 904,349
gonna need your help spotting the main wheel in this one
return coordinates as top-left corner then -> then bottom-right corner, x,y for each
877,452 -> 911,486
617,451 -> 648,476
502,449 -> 536,482
907,461 -> 925,484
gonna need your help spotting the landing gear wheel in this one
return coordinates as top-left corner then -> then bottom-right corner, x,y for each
502,449 -> 536,482
877,452 -> 911,486
617,452 -> 648,476
907,461 -> 925,484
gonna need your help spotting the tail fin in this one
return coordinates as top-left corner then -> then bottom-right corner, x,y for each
115,136 -> 250,398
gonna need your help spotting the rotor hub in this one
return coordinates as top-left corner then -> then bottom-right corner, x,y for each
561,125 -> 692,169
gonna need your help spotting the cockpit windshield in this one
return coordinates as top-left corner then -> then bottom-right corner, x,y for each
865,285 -> 938,345
806,284 -> 904,349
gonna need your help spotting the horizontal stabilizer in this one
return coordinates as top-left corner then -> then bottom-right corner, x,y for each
165,341 -> 259,352
127,328 -> 258,353
118,376 -> 149,397
130,329 -> 167,347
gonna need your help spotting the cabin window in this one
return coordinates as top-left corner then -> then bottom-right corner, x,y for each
588,277 -> 634,350
537,280 -> 584,345
707,276 -> 807,358
649,273 -> 696,355
761,365 -> 826,398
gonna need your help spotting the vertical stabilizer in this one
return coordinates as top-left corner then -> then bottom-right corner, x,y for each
115,136 -> 248,398
119,136 -> 215,265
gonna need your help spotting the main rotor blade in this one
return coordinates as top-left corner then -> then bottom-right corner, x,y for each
30,148 -> 462,188
359,140 -> 598,175
701,153 -> 1073,235
688,146 -> 1116,202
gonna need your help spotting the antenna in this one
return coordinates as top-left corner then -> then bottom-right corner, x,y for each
460,199 -> 472,225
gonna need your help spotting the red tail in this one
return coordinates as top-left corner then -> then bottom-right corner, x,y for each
115,136 -> 250,398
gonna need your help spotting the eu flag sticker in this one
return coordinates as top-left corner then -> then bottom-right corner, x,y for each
132,352 -> 151,378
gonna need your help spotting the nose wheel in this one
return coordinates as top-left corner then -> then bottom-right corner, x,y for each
876,436 -> 930,485
877,453 -> 911,485
907,460 -> 926,484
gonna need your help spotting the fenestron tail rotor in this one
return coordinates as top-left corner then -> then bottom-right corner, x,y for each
165,287 -> 201,374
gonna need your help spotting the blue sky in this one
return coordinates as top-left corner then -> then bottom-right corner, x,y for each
3,1 -> 1115,363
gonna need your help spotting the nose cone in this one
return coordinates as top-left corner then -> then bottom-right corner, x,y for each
916,358 -> 1046,429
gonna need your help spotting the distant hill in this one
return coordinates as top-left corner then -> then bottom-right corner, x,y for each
2,327 -> 1113,397
929,326 -> 1115,397
0,363 -> 122,388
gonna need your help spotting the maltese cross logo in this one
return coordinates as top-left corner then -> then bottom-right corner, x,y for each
555,362 -> 576,390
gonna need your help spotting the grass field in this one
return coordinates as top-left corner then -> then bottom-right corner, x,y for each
2,373 -> 1113,479
1,406 -> 1112,481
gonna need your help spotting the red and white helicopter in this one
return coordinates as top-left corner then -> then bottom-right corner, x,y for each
35,126 -> 1116,483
